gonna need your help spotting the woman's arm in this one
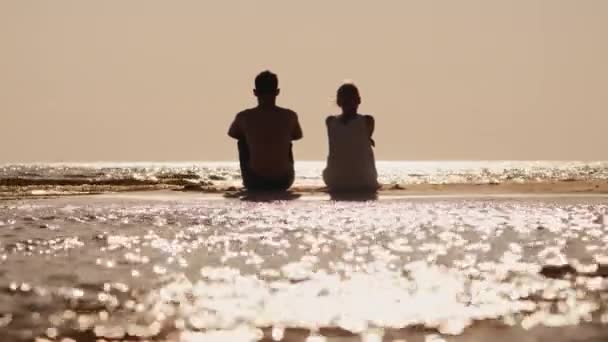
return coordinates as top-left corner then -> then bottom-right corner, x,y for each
325,116 -> 334,151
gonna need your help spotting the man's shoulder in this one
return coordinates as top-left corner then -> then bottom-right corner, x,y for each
233,108 -> 259,124
235,108 -> 255,117
276,106 -> 298,117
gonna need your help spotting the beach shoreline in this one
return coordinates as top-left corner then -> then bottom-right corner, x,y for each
3,179 -> 608,202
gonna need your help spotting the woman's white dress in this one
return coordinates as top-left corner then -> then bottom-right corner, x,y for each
323,115 -> 379,191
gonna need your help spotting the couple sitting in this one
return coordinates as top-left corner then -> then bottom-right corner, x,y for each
228,70 -> 379,193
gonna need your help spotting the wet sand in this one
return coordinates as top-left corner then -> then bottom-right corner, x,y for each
1,191 -> 608,341
3,179 -> 608,201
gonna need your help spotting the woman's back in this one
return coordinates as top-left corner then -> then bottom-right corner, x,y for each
323,114 -> 378,192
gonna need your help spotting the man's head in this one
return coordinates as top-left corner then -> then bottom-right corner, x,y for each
254,70 -> 280,101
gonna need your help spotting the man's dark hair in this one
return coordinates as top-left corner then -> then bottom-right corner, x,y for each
255,70 -> 279,94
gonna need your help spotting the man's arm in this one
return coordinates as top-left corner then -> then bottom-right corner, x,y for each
228,113 -> 243,140
291,112 -> 303,141
364,115 -> 375,147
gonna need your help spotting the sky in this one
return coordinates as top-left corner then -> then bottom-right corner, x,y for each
1,0 -> 607,162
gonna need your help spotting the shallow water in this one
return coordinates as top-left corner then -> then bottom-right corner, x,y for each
1,194 -> 608,341
2,161 -> 608,189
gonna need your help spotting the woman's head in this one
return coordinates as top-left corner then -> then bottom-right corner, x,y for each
336,83 -> 361,111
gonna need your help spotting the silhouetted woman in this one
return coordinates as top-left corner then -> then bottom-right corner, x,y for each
323,83 -> 379,193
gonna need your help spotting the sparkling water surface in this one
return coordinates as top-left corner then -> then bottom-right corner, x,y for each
2,161 -> 608,187
1,194 -> 608,341
1,161 -> 608,341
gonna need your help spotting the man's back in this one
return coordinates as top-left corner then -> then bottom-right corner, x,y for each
229,106 -> 302,177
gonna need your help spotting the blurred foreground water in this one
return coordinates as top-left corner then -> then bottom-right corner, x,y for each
1,192 -> 608,341
1,161 -> 608,341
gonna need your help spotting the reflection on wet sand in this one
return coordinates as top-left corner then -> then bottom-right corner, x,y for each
0,194 -> 608,341
4,161 -> 608,200
224,190 -> 302,202
328,191 -> 378,202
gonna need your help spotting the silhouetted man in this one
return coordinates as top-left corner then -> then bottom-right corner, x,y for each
228,71 -> 303,191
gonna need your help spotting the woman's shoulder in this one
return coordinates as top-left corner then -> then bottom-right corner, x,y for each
325,115 -> 339,125
360,114 -> 375,125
